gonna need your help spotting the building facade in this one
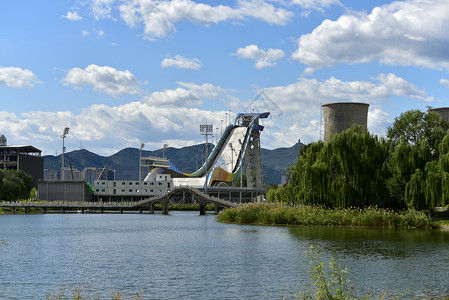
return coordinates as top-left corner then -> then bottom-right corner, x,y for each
94,174 -> 171,201
0,144 -> 44,187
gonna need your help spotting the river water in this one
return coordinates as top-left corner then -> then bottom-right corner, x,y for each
0,212 -> 448,299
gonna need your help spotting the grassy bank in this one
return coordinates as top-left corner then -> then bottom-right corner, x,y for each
217,203 -> 437,229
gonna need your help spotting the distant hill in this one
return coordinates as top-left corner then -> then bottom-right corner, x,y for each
44,142 -> 302,185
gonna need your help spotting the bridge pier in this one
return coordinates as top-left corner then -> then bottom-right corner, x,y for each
42,207 -> 46,214
162,203 -> 168,215
215,205 -> 219,214
119,208 -> 123,214
12,207 -> 16,214
25,207 -> 29,214
199,203 -> 205,215
139,208 -> 143,214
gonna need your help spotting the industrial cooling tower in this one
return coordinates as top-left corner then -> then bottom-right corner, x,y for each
429,107 -> 449,123
322,102 -> 369,143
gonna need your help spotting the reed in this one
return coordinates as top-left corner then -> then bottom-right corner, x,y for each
217,203 -> 436,229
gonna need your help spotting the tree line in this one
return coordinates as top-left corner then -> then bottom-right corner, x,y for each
0,169 -> 34,201
267,109 -> 449,210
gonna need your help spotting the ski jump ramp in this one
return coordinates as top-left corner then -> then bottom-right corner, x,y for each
144,112 -> 270,189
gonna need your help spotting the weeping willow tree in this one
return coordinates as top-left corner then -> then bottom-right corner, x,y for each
405,135 -> 449,210
287,126 -> 390,208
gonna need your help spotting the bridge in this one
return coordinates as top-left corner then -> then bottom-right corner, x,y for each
0,187 -> 238,215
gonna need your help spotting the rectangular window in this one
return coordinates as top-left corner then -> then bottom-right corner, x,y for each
129,182 -> 133,185
143,182 -> 147,185
101,189 -> 105,192
113,182 -> 116,186
113,189 -> 116,195
122,182 -> 125,185
121,189 -> 125,192
129,189 -> 132,192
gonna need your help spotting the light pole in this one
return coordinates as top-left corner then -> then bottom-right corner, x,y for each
200,123 -> 213,193
220,120 -> 223,135
60,127 -> 69,181
139,143 -> 144,181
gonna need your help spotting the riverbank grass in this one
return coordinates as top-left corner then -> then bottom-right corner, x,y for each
217,203 -> 436,229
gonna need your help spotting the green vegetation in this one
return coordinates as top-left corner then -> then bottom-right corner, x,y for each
267,110 -> 449,213
46,285 -> 142,300
0,169 -> 34,201
217,203 -> 435,229
292,245 -> 408,300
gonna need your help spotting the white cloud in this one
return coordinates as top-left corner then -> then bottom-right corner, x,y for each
0,67 -> 40,88
293,0 -> 449,70
97,29 -> 104,38
246,73 -> 432,146
82,30 -> 90,36
143,82 -> 227,106
63,11 -> 83,21
233,44 -> 285,69
161,55 -> 202,70
440,78 -> 449,88
292,0 -> 342,12
62,64 -> 140,96
92,0 -> 115,20
119,0 -> 293,39
0,101 -> 234,156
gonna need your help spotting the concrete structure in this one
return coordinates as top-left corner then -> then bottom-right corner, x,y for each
93,174 -> 171,202
38,181 -> 94,201
0,135 -> 6,146
82,167 -> 97,185
44,169 -> 58,181
322,102 -> 369,143
0,144 -> 44,187
2,186 -> 238,215
429,107 -> 449,123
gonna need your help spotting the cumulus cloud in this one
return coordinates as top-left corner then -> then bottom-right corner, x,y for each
119,0 -> 293,39
63,11 -> 82,21
0,67 -> 40,88
143,82 -> 227,106
0,101 -> 234,156
246,73 -> 432,146
293,0 -> 449,70
233,44 -> 285,69
161,55 -> 202,70
62,64 -> 140,96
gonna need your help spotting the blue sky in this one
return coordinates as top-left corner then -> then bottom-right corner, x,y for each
1,0 -> 449,156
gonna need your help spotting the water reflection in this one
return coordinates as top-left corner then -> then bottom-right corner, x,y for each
288,226 -> 449,259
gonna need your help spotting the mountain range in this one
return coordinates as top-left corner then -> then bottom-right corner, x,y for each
44,142 -> 302,185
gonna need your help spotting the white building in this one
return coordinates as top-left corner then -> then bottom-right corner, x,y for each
94,174 -> 171,201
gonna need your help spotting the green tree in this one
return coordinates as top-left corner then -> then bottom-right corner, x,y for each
0,169 -> 34,201
288,126 -> 390,208
387,109 -> 449,156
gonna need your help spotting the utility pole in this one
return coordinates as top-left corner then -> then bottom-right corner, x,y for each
60,127 -> 69,181
200,124 -> 213,193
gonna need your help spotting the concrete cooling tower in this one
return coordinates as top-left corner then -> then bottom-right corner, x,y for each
322,102 -> 369,143
429,107 -> 449,123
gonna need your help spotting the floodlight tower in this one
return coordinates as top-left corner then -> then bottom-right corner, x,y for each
139,143 -> 144,181
200,123 -> 213,193
60,127 -> 70,181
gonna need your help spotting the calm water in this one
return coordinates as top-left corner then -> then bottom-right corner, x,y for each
0,212 -> 448,299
